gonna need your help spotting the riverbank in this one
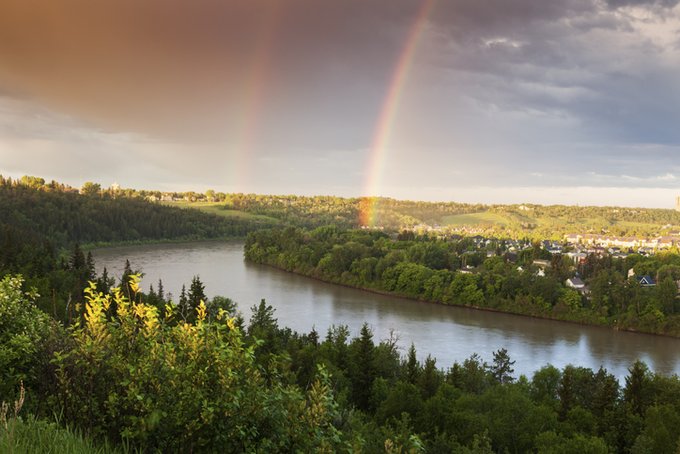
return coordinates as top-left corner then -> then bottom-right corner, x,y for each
247,257 -> 679,339
82,235 -> 244,251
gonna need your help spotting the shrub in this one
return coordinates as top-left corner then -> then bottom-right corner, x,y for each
52,277 -> 353,452
0,275 -> 52,402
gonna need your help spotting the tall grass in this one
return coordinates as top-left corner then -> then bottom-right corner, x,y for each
1,383 -> 127,454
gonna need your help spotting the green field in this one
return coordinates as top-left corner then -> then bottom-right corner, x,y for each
163,198 -> 679,239
164,201 -> 280,224
440,208 -> 676,240
442,211 -> 511,226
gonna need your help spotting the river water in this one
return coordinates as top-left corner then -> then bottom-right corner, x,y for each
93,241 -> 680,381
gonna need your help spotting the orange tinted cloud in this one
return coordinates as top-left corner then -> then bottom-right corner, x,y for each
0,0 -> 423,140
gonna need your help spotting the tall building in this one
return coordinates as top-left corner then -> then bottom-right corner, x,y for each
676,196 -> 680,212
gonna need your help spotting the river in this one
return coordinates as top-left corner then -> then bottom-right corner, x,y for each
93,240 -> 680,381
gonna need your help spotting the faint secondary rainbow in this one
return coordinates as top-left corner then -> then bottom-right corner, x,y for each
359,0 -> 435,227
230,3 -> 282,191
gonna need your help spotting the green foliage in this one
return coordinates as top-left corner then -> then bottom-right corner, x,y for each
203,192 -> 680,239
80,182 -> 102,197
50,278 -> 355,452
490,348 -> 515,385
348,323 -> 376,411
245,226 -> 680,336
7,266 -> 680,452
631,404 -> 680,453
6,174 -> 680,242
1,415 -> 125,454
535,431 -> 609,454
0,179 -> 267,250
624,360 -> 653,416
0,275 -> 52,402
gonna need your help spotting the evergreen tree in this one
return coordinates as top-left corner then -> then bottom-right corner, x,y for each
404,343 -> 421,385
558,366 -> 575,419
157,279 -> 165,301
121,259 -> 134,300
323,325 -> 350,372
97,267 -> 114,295
178,284 -> 189,322
69,243 -> 89,307
248,299 -> 278,335
490,348 -> 515,384
187,275 -> 207,311
592,367 -> 619,418
624,360 -> 652,416
447,353 -> 490,394
70,243 -> 86,271
349,323 -> 376,411
308,326 -> 319,346
418,355 -> 441,399
85,251 -> 96,281
247,299 -> 282,363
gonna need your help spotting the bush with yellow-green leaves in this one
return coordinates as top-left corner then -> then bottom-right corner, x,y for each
50,276 -> 354,452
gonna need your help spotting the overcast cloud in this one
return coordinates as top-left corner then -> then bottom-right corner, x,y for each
0,0 -> 679,206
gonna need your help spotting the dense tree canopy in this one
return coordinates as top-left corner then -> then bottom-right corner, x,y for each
3,274 -> 680,452
245,227 -> 680,336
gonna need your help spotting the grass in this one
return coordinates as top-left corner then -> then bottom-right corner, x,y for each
442,211 -> 661,233
1,386 -> 128,454
442,211 -> 511,226
0,416 -> 127,454
163,201 -> 280,224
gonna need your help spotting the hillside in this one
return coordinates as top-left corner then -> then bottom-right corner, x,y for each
0,177 -> 275,249
4,174 -> 679,242
172,194 -> 680,240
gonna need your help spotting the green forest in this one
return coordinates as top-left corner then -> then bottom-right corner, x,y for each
8,174 -> 679,239
6,272 -> 680,453
50,175 -> 680,239
3,176 -> 680,452
244,227 -> 680,337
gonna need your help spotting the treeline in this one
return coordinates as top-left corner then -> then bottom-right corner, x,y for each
245,227 -> 680,336
224,195 -> 484,230
4,271 -> 680,452
0,175 -> 274,248
11,174 -> 680,238
191,195 -> 680,239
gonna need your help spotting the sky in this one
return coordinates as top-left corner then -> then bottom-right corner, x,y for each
1,0 -> 679,208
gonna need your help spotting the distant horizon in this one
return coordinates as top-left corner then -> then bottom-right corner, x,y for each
3,171 -> 679,211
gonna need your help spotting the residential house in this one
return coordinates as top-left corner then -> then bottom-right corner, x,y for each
638,275 -> 656,287
566,276 -> 586,291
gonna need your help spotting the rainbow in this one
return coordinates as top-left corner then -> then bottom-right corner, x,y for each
359,0 -> 435,227
231,5 -> 282,191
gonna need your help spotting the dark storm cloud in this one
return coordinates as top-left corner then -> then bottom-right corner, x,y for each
417,0 -> 680,159
606,0 -> 680,8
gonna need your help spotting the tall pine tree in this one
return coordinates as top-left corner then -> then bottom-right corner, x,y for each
349,323 -> 376,411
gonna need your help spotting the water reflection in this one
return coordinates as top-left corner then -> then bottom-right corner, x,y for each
94,241 -> 680,381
